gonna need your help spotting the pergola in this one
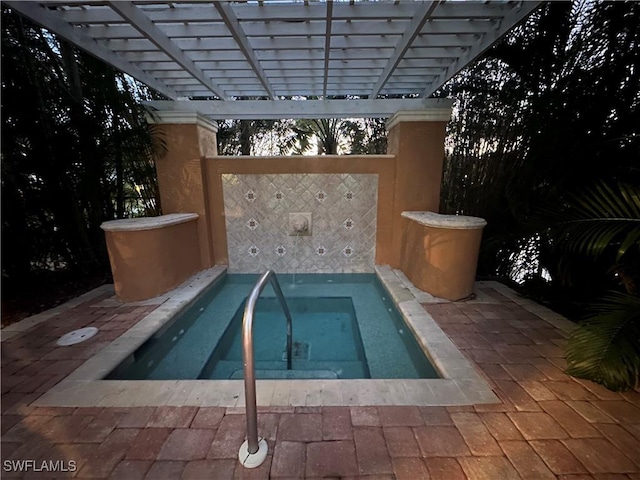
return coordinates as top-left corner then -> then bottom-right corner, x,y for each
6,0 -> 541,119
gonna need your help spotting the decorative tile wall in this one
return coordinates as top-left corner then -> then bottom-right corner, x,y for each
222,173 -> 378,273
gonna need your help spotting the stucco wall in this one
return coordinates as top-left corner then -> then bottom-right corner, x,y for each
400,217 -> 484,300
104,218 -> 201,302
205,155 -> 396,270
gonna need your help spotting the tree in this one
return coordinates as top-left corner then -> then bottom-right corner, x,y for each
440,1 -> 639,297
438,1 -> 640,390
1,7 -> 164,288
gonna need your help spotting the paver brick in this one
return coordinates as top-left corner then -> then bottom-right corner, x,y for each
502,364 -> 547,382
116,407 -> 156,428
322,407 -> 352,440
306,441 -> 358,477
592,401 -> 640,424
519,380 -> 558,401
354,427 -> 393,475
143,460 -> 185,479
507,412 -> 569,440
349,407 -> 381,427
126,428 -> 172,460
450,412 -> 502,456
566,401 -> 616,424
478,412 -> 524,441
458,456 -> 521,480
109,460 -> 152,479
545,381 -> 599,401
540,401 -> 601,438
500,440 -> 556,479
182,459 -> 236,480
529,440 -> 589,474
257,412 -> 280,443
595,424 -> 640,467
419,406 -> 453,425
495,380 -> 542,412
191,407 -> 225,428
157,428 -> 215,461
425,457 -> 466,480
392,457 -> 429,480
271,441 -> 305,478
414,426 -> 471,457
562,438 -> 637,474
383,426 -> 420,457
277,413 -> 322,442
377,406 -> 423,426
146,406 -> 197,428
208,414 -> 247,459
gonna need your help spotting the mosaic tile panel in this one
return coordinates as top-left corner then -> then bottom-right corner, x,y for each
222,173 -> 378,273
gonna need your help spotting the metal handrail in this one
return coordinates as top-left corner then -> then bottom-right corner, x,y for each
242,270 -> 293,456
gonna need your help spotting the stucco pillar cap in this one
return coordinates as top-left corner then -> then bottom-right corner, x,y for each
386,105 -> 453,131
101,213 -> 199,232
145,110 -> 218,134
401,211 -> 487,230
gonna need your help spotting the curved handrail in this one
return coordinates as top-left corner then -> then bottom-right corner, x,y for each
242,270 -> 293,455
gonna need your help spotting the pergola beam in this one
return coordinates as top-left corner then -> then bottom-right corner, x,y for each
322,0 -> 333,98
4,1 -> 179,99
6,0 -> 543,102
107,1 -> 229,100
214,1 -> 276,100
369,1 -> 438,99
146,99 -> 453,120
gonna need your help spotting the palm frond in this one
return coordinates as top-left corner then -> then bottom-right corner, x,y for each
566,292 -> 640,391
548,181 -> 640,259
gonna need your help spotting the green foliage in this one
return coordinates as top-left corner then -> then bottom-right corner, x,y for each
549,182 -> 640,260
216,116 -> 387,156
566,292 -> 640,391
1,7 -> 164,281
438,2 -> 640,390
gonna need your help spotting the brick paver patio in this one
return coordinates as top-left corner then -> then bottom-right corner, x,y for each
1,284 -> 639,479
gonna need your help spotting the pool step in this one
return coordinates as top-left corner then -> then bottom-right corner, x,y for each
229,369 -> 338,380
204,359 -> 368,380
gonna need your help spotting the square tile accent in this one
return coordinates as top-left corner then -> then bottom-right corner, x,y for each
222,173 -> 378,273
315,190 -> 327,203
244,189 -> 256,202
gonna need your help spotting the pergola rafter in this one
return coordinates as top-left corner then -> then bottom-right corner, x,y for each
5,0 -> 542,118
214,1 -> 277,100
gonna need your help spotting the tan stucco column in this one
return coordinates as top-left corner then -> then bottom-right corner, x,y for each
147,111 -> 218,268
385,107 -> 452,267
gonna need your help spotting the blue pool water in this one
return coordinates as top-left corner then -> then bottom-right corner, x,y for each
108,274 -> 439,380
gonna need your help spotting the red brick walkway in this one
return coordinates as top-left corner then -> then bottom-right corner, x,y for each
1,285 -> 639,479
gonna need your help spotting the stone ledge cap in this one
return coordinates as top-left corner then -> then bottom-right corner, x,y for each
101,213 -> 199,232
386,104 -> 453,130
402,211 -> 487,230
145,111 -> 218,133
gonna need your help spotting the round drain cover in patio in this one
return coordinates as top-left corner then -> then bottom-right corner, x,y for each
56,327 -> 98,346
